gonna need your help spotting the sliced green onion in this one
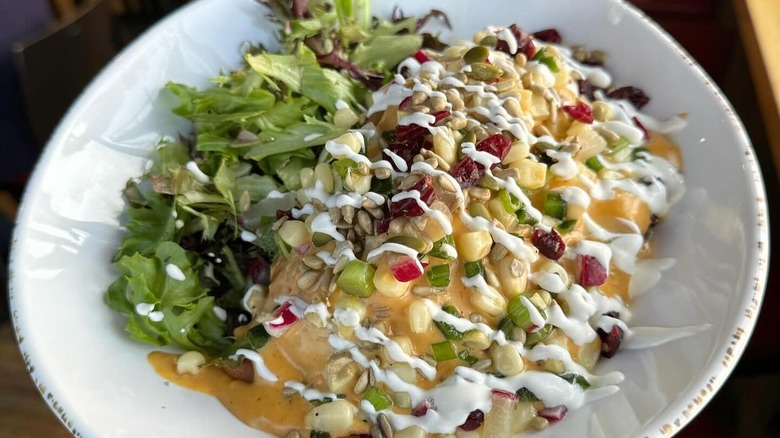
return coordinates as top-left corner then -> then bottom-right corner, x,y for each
532,47 -> 559,73
585,155 -> 604,172
608,137 -> 631,161
497,317 -> 515,338
464,261 -> 483,278
516,387 -> 540,402
499,188 -> 522,213
544,192 -> 567,220
555,219 -> 578,234
332,159 -> 358,178
560,374 -> 591,390
336,260 -> 375,297
516,209 -> 538,225
507,295 -> 533,329
631,146 -> 650,161
428,235 -> 455,260
434,320 -> 464,341
458,349 -> 479,365
426,264 -> 451,288
363,386 -> 393,411
442,303 -> 461,317
524,324 -> 553,346
432,341 -> 458,361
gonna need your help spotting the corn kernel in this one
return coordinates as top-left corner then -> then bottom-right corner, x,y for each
491,344 -> 524,376
277,220 -> 310,248
176,351 -> 206,375
433,128 -> 457,166
396,426 -> 427,438
333,107 -> 360,128
456,230 -> 493,262
510,159 -> 547,190
329,132 -> 363,159
305,399 -> 355,433
471,290 -> 507,317
300,167 -> 315,189
503,141 -> 530,164
373,264 -> 411,298
387,363 -> 417,384
315,163 -> 335,192
408,300 -> 433,333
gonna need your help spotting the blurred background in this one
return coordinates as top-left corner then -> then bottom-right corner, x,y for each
0,0 -> 777,436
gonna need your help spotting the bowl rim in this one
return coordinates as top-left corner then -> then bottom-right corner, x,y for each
8,0 -> 770,437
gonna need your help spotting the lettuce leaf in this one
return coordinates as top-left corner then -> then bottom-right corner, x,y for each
107,242 -> 231,354
114,188 -> 176,261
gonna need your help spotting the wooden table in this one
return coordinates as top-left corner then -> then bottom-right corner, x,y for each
734,0 -> 780,176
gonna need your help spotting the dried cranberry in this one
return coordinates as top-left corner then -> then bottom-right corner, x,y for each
538,405 -> 568,422
399,96 -> 413,111
375,218 -> 392,234
597,324 -> 624,358
390,257 -> 424,282
460,410 -> 485,431
390,174 -> 436,217
532,229 -> 565,260
385,140 -> 423,169
533,28 -> 562,43
633,116 -> 651,140
496,24 -> 536,58
491,389 -> 520,401
577,79 -> 595,100
246,258 -> 271,285
413,49 -> 430,64
607,86 -> 650,109
451,157 -> 485,188
476,134 -> 512,162
412,398 -> 436,416
578,255 -> 607,287
395,110 -> 450,143
562,102 -> 594,124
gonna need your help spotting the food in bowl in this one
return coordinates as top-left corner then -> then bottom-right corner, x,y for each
106,1 -> 691,436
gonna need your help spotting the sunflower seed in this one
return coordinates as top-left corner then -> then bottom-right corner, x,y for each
281,386 -> 298,399
347,228 -> 357,242
334,255 -> 349,274
317,268 -> 334,291
420,354 -> 437,367
371,425 -> 383,438
398,174 -> 422,190
410,215 -> 429,231
412,286 -> 441,297
354,369 -> 369,394
357,161 -> 371,176
374,167 -> 392,180
437,174 -> 458,193
272,216 -> 287,231
362,197 -> 379,209
447,116 -> 467,130
472,359 -> 492,371
411,91 -> 428,105
302,255 -> 325,270
368,367 -> 376,386
297,270 -> 319,289
378,413 -> 394,438
329,207 -> 342,223
490,244 -> 509,263
374,305 -> 391,320
409,105 -> 431,114
357,210 -> 374,236
367,207 -> 385,219
484,267 -> 500,289
412,153 -> 425,163
531,416 -> 550,430
423,157 -> 439,169
469,313 -> 485,324
341,205 -> 356,224
493,167 -> 521,181
469,186 -> 491,201
388,218 -> 407,234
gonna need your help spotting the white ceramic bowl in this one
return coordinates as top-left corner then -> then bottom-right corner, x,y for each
9,0 -> 769,437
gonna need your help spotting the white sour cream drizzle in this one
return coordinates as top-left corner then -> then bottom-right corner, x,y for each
255,30 -> 703,435
165,263 -> 186,281
185,161 -> 210,183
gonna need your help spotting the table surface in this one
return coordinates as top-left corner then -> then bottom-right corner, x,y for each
734,0 -> 780,175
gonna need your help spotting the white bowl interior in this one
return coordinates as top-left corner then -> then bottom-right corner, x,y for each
9,0 -> 768,437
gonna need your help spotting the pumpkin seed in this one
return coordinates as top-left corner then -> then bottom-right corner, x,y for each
464,45 -> 490,64
468,62 -> 503,82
